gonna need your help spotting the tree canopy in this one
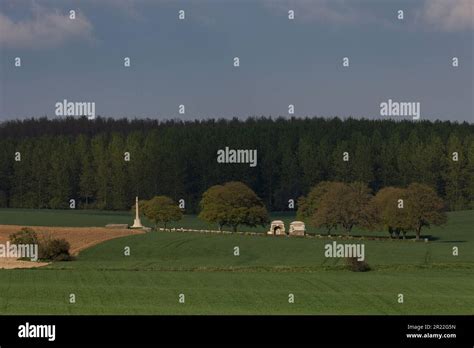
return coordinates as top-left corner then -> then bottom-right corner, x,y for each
301,182 -> 374,234
298,181 -> 447,239
0,116 -> 472,212
141,196 -> 183,229
404,183 -> 447,240
199,181 -> 269,232
373,187 -> 411,238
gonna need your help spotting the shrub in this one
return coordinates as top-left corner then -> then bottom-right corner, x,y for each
39,237 -> 73,261
345,257 -> 371,272
9,227 -> 39,245
9,228 -> 73,262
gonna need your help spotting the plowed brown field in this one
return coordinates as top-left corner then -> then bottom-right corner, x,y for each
0,225 -> 144,269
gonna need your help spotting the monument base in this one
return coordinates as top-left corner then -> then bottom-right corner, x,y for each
131,218 -> 144,229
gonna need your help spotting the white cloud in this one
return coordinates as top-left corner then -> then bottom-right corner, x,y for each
264,0 -> 473,32
0,5 -> 95,49
421,0 -> 473,31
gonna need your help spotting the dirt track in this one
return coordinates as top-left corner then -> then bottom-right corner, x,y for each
0,225 -> 144,269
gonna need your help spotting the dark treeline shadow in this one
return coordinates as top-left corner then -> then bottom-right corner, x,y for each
0,116 -> 472,213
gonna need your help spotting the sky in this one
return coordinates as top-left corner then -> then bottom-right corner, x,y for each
0,0 -> 473,122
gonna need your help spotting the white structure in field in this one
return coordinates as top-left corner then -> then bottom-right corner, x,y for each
267,220 -> 286,236
131,196 -> 144,228
289,221 -> 306,236
267,220 -> 306,236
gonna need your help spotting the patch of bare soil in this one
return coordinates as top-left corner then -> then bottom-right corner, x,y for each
0,225 -> 144,269
0,258 -> 49,269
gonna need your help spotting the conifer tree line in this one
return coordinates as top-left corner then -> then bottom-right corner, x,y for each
0,116 -> 472,212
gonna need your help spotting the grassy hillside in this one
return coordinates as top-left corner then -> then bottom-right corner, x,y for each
52,217 -> 474,271
0,210 -> 472,314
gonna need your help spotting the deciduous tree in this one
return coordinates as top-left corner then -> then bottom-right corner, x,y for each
199,182 -> 268,232
141,196 -> 183,229
373,187 -> 410,238
405,183 -> 447,240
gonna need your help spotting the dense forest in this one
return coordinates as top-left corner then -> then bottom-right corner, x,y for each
0,116 -> 472,213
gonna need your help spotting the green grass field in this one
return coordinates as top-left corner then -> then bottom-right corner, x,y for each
0,209 -> 472,314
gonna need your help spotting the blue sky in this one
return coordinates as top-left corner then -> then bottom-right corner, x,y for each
0,0 -> 472,122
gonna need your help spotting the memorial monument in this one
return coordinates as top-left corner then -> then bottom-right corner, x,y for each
131,196 -> 144,229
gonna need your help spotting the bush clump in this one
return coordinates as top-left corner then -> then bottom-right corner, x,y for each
345,257 -> 371,272
9,228 -> 73,262
39,237 -> 73,261
9,227 -> 39,245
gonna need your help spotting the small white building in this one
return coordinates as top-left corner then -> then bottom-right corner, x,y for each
267,220 -> 286,236
289,221 -> 306,236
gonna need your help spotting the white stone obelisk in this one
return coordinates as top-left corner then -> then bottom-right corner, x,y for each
131,196 -> 144,228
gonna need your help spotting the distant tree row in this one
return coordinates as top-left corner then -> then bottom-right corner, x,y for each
298,181 -> 447,239
0,116 -> 472,212
142,180 -> 445,239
